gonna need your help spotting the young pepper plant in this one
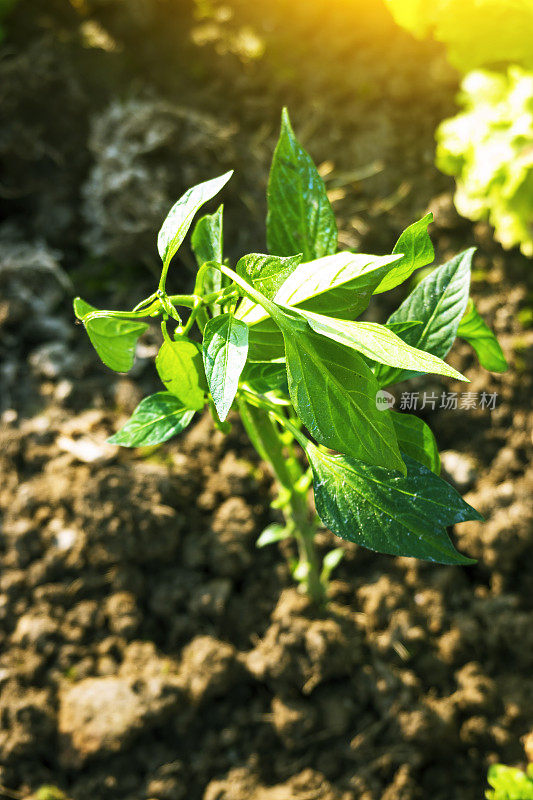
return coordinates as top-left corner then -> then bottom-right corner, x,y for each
74,108 -> 507,604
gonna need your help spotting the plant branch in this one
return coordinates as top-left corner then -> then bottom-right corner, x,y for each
238,397 -> 324,604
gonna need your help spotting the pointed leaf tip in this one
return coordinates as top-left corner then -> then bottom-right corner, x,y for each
267,111 -> 337,262
308,447 -> 480,565
158,171 -> 233,267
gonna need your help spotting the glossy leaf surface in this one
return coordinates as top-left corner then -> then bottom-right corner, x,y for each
300,312 -> 467,381
202,313 -> 249,421
374,213 -> 435,293
191,204 -> 223,266
191,205 -> 224,296
267,108 -> 337,261
458,299 -> 508,372
108,392 -> 195,447
158,172 -> 232,267
236,252 -> 303,299
279,315 -> 405,473
238,252 -> 404,360
308,446 -> 480,564
237,252 -> 402,326
241,360 -> 288,394
391,411 -> 441,474
376,248 -> 474,385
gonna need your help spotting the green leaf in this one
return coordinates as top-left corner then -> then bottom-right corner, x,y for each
202,313 -> 249,421
74,297 -> 149,372
73,296 -> 97,320
307,446 -> 480,564
191,205 -> 224,297
85,316 -> 148,373
236,253 -> 303,299
241,360 -> 288,394
278,314 -> 405,473
277,253 -> 405,317
237,399 -> 292,488
267,108 -> 337,261
157,172 -> 232,267
391,248 -> 474,356
257,523 -> 289,548
247,318 -> 286,362
458,299 -> 508,373
191,204 -> 223,266
386,321 -> 423,335
224,265 -> 404,474
391,411 -> 441,474
237,252 -> 402,327
320,547 -> 345,583
297,312 -> 467,381
108,392 -> 195,447
156,339 -> 207,410
486,764 -> 533,800
374,213 -> 435,293
238,252 -> 404,361
376,248 -> 474,386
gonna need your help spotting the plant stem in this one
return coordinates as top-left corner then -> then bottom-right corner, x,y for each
132,292 -> 158,312
238,398 -> 325,605
218,264 -> 284,323
178,300 -> 202,336
167,294 -> 197,309
284,453 -> 324,605
158,257 -> 171,294
85,301 -> 161,321
195,307 -> 210,333
160,318 -> 172,345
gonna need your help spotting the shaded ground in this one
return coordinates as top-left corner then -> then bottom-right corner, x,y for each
0,2 -> 532,799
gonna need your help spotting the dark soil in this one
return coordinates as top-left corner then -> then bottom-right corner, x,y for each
0,2 -> 532,799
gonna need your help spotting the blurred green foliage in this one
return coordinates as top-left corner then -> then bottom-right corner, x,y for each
486,763 -> 533,800
386,0 -> 533,258
385,0 -> 533,72
35,787 -> 68,800
437,68 -> 533,257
